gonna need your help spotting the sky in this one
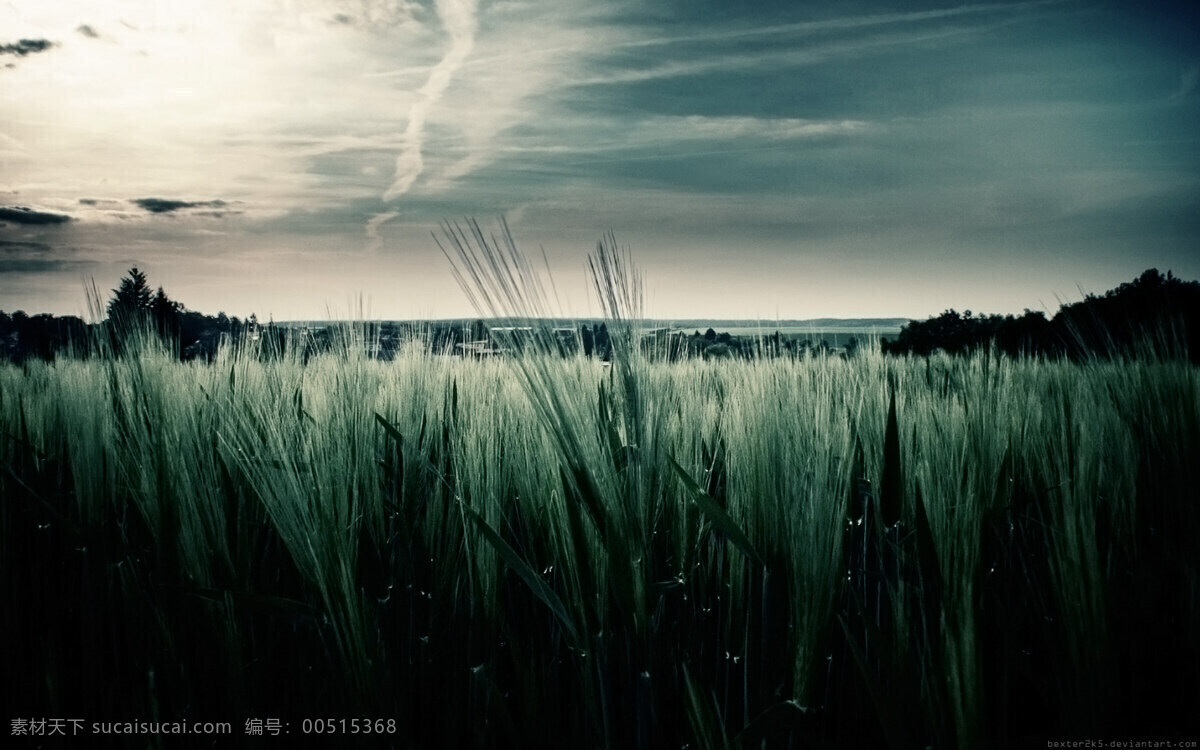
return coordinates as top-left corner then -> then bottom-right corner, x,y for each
2,0 -> 1198,322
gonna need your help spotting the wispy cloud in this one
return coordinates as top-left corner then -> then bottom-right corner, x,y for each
652,115 -> 870,141
622,0 -> 1067,49
382,0 -> 479,201
0,238 -> 53,254
472,111 -> 868,153
414,3 -> 607,194
574,15 -> 1049,88
365,210 -> 398,253
0,237 -> 93,275
0,258 -> 95,275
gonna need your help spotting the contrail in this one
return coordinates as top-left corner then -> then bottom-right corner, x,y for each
383,0 -> 478,202
367,0 -> 476,252
365,210 -> 399,253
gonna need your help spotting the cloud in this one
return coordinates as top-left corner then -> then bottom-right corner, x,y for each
574,18 -> 1040,88
383,0 -> 479,201
393,1 -> 618,194
0,39 -> 54,57
76,25 -> 100,39
623,1 -> 1066,49
318,0 -> 421,31
2,0 -> 1194,320
0,206 -> 71,224
365,210 -> 399,253
132,198 -> 229,214
469,115 -> 872,173
2,2 -> 440,229
191,209 -> 244,218
0,239 -> 54,254
0,238 -> 92,275
0,258 -> 96,275
654,115 -> 870,141
367,0 -> 479,254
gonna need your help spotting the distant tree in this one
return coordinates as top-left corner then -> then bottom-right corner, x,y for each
150,286 -> 183,339
594,322 -> 612,361
704,327 -> 716,342
703,342 -> 731,359
885,309 -> 988,356
0,312 -> 15,360
0,309 -> 88,362
0,267 -> 257,362
884,269 -> 1200,361
995,310 -> 1051,356
468,319 -> 488,342
1052,268 -> 1200,361
107,267 -> 153,324
259,316 -> 286,358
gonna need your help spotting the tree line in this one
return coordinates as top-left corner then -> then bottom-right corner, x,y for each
1,267 -> 259,362
1,267 -> 1197,363
881,268 -> 1200,362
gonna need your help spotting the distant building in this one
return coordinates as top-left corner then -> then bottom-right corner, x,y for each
457,340 -> 503,358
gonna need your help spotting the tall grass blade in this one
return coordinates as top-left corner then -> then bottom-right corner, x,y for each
460,503 -> 581,648
668,453 -> 765,567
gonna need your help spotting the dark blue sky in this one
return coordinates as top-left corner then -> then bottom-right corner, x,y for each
2,0 -> 1197,320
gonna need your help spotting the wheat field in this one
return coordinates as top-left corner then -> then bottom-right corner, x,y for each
3,317 -> 1197,747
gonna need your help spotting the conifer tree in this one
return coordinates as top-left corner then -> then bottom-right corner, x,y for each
106,267 -> 153,324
